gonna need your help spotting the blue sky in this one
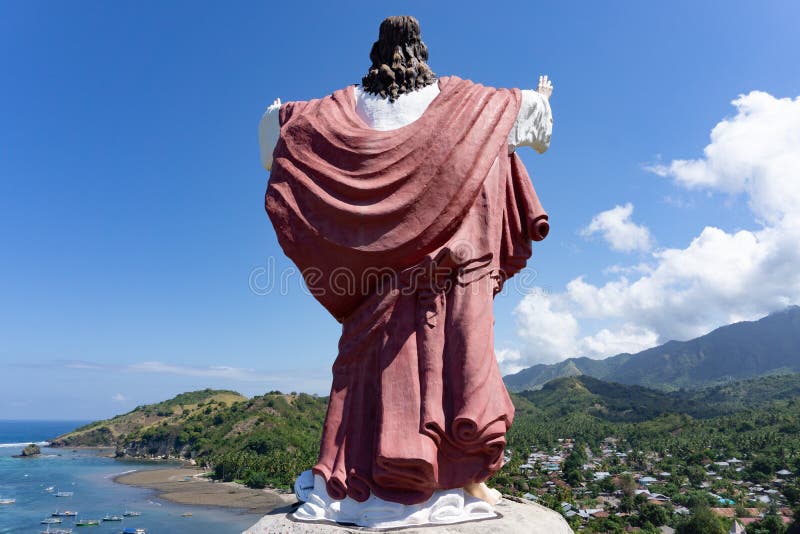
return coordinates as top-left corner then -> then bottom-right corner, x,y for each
2,1 -> 799,419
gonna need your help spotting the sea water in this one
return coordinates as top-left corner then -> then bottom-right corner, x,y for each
0,421 -> 262,533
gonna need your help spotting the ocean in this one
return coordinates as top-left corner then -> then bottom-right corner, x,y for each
0,421 -> 262,533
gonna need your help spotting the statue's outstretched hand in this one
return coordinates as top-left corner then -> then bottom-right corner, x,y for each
537,75 -> 553,99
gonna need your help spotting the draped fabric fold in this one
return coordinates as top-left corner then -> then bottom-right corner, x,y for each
266,76 -> 549,505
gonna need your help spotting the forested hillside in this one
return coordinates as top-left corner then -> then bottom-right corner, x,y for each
48,366 -> 800,532
517,373 -> 800,422
51,389 -> 328,489
499,375 -> 800,533
51,389 -> 246,447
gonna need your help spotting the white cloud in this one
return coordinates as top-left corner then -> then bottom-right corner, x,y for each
602,263 -> 653,276
512,291 -> 660,362
581,203 -> 653,253
111,393 -> 128,402
64,361 -> 107,370
512,91 -> 800,368
661,195 -> 694,209
514,292 -> 579,363
495,348 -> 526,376
20,359 -> 332,397
46,359 -> 326,388
122,361 -> 331,391
126,361 -> 276,382
647,91 -> 800,224
577,324 -> 659,357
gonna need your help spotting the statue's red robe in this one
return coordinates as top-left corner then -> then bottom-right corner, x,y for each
266,76 -> 549,505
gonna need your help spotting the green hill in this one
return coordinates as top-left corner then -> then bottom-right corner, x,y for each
50,371 -> 800,494
519,376 -> 685,422
51,388 -> 246,447
516,372 -> 800,423
504,306 -> 800,392
51,388 -> 328,489
498,375 -> 800,520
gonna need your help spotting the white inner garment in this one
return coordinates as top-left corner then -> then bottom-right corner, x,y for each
259,82 -> 552,171
353,83 -> 440,131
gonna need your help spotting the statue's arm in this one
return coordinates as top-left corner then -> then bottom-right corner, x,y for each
508,75 -> 554,154
258,98 -> 282,171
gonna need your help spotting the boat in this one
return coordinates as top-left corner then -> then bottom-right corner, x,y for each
52,510 -> 78,517
74,518 -> 100,526
0,498 -> 15,504
41,518 -> 63,524
45,486 -> 55,492
55,491 -> 74,497
41,528 -> 73,534
181,512 -> 193,517
102,514 -> 123,521
122,510 -> 141,517
122,529 -> 146,534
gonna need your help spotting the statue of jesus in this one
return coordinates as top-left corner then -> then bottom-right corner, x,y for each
258,15 -> 555,528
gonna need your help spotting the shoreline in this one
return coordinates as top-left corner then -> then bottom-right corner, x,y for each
113,467 -> 296,514
48,444 -> 118,456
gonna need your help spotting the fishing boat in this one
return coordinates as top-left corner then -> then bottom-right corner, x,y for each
41,528 -> 73,534
122,528 -> 146,534
102,514 -> 123,521
181,512 -> 193,517
52,510 -> 78,517
122,510 -> 141,517
45,486 -> 55,492
55,491 -> 74,497
41,517 -> 63,524
0,498 -> 15,504
74,518 -> 100,526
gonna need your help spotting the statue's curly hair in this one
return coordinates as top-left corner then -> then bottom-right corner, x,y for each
361,16 -> 437,102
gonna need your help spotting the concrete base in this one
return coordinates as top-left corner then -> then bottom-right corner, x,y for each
243,498 -> 574,533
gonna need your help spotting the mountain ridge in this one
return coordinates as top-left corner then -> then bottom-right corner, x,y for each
504,305 -> 800,392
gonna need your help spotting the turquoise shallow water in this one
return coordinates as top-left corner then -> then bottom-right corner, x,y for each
0,421 -> 262,533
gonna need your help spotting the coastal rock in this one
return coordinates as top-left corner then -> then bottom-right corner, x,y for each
14,443 -> 41,457
243,498 -> 573,533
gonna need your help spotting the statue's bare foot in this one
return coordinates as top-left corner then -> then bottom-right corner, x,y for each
463,482 -> 502,505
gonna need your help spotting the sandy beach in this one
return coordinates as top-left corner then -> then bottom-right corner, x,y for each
115,468 -> 296,513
